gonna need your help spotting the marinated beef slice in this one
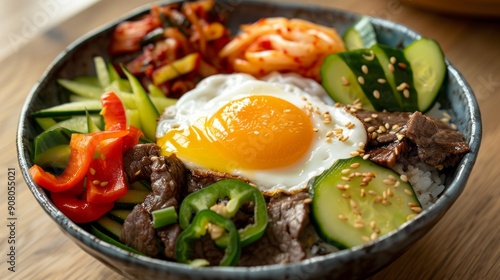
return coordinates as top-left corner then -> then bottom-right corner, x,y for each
120,144 -> 313,265
355,110 -> 470,168
120,153 -> 188,258
238,192 -> 312,266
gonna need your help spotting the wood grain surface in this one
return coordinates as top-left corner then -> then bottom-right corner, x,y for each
1,0 -> 498,279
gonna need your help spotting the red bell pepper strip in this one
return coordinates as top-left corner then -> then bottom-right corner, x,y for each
100,91 -> 127,131
86,137 -> 128,204
100,91 -> 143,151
29,130 -> 129,192
51,179 -> 114,223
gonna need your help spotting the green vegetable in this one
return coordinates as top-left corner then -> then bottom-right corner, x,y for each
114,189 -> 150,209
94,215 -> 123,240
107,209 -> 132,224
175,209 -> 241,266
122,66 -> 160,141
404,38 -> 446,112
31,100 -> 102,118
343,16 -> 377,50
179,179 -> 268,247
90,225 -> 144,255
310,156 -> 421,249
152,206 -> 178,229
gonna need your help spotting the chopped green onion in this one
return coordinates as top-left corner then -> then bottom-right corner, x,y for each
152,206 -> 178,229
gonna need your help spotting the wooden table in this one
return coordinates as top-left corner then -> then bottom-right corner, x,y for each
2,0 -> 498,279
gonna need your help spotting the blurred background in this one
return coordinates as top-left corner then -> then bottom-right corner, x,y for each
0,0 -> 100,60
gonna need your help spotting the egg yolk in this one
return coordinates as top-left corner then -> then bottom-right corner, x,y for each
157,95 -> 314,172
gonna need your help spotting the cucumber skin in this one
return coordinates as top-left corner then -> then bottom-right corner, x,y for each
339,49 -> 400,112
310,157 -> 421,249
371,44 -> 419,112
404,38 -> 446,112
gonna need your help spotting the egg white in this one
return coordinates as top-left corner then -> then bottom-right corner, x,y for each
157,73 -> 367,194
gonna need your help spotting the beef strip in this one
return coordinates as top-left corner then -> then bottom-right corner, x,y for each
238,191 -> 311,266
120,154 -> 188,258
123,143 -> 161,182
355,109 -> 470,168
406,111 -> 470,167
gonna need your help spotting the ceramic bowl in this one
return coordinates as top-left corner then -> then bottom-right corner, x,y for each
17,1 -> 481,279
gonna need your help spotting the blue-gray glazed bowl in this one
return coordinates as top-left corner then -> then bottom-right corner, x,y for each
17,1 -> 481,279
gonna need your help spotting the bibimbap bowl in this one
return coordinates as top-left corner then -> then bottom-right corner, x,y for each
17,1 -> 481,279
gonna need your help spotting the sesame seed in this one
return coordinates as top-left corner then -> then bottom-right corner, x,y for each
346,122 -> 355,129
344,184 -> 350,190
378,125 -> 387,133
382,200 -> 392,206
396,82 -> 409,91
323,119 -> 331,124
370,232 -> 378,241
341,176 -> 351,182
387,187 -> 394,197
377,78 -> 387,84
341,76 -> 350,86
382,190 -> 387,200
89,168 -> 96,175
100,181 -> 109,187
408,202 -> 419,207
396,133 -> 405,141
313,128 -> 319,132
390,56 -> 396,64
403,89 -> 410,99
92,180 -> 100,185
374,196 -> 382,203
349,199 -> 358,208
451,123 -> 457,130
394,181 -> 401,188
362,236 -> 371,242
400,174 -> 408,182
385,122 -> 390,130
373,90 -> 381,99
350,163 -> 361,169
370,221 -> 376,229
411,206 -> 422,214
388,63 -> 395,72
338,214 -> 348,221
360,189 -> 366,197
354,220 -> 365,228
362,65 -> 368,74
342,193 -> 351,199
371,113 -> 378,118
326,131 -> 334,137
392,124 -> 400,130
367,126 -> 376,133
337,184 -> 346,191
363,154 -> 370,160
357,76 -> 365,85
341,135 -> 350,142
362,50 -> 375,61
404,188 -> 413,196
398,62 -> 407,69
350,151 -> 360,157
363,117 -> 373,122
304,198 -> 313,204
371,132 -> 378,139
368,190 -> 377,196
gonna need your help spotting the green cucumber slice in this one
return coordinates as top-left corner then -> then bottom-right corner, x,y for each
321,53 -> 374,110
31,100 -> 102,118
371,44 -> 418,112
343,16 -> 377,50
311,156 -> 421,249
404,38 -> 446,112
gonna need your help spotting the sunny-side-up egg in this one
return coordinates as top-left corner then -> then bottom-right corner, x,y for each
156,73 -> 367,194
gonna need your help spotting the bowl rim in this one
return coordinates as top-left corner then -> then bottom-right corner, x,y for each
16,0 -> 482,277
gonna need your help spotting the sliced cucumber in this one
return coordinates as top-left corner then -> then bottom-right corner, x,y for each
404,38 -> 446,112
46,115 -> 102,133
86,111 -> 102,133
31,100 -> 102,118
321,53 -> 374,110
90,225 -> 144,255
33,145 -> 71,169
310,156 -> 421,249
94,215 -> 123,241
115,189 -> 150,209
371,44 -> 418,112
108,209 -> 132,224
58,78 -> 103,99
35,117 -> 58,131
343,16 -> 377,50
33,127 -> 72,157
321,49 -> 400,111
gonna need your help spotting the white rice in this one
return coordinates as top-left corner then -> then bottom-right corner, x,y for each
392,162 -> 446,209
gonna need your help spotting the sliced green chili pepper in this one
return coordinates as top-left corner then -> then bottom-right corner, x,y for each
175,209 -> 240,266
179,179 -> 268,247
